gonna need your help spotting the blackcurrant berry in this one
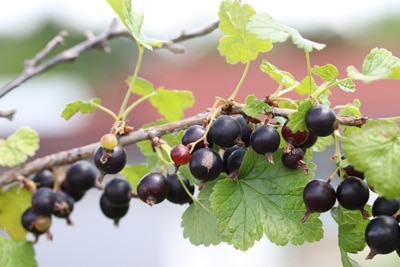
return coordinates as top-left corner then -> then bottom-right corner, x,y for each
305,104 -> 337,137
226,148 -> 247,175
281,148 -> 308,174
222,145 -> 240,173
60,179 -> 85,202
336,176 -> 369,211
66,160 -> 97,192
236,115 -> 252,147
250,124 -> 280,164
137,172 -> 170,205
166,173 -> 194,205
53,190 -> 75,225
94,145 -> 127,177
31,187 -> 57,216
209,115 -> 242,148
281,120 -> 309,147
301,179 -> 336,223
32,169 -> 54,189
21,207 -> 52,241
189,147 -> 223,186
300,131 -> 318,150
99,193 -> 129,226
182,125 -> 212,151
372,196 -> 400,217
104,177 -> 132,207
365,215 -> 400,259
170,144 -> 191,166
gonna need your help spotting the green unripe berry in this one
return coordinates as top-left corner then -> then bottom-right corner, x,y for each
100,134 -> 118,151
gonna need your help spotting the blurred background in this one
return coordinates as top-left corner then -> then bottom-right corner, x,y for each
1,0 -> 400,266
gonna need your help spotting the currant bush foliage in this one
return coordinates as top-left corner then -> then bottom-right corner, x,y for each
1,0 -> 400,267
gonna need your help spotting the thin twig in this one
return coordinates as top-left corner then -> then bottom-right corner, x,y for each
0,19 -> 220,99
0,109 -> 16,121
0,105 -> 369,187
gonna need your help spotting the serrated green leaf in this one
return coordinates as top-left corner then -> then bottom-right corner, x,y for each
338,79 -> 356,93
0,186 -> 31,240
260,60 -> 298,87
61,98 -> 101,120
340,249 -> 362,267
127,77 -> 154,96
0,237 -> 37,267
347,47 -> 400,82
210,149 -> 322,250
149,87 -> 194,121
107,0 -> 165,50
181,179 -> 225,246
331,206 -> 369,253
247,13 -> 326,52
294,76 -> 317,96
312,64 -> 339,81
342,119 -> 400,198
218,0 -> 273,64
0,127 -> 39,167
242,95 -> 272,118
287,99 -> 313,133
121,164 -> 151,192
335,99 -> 362,117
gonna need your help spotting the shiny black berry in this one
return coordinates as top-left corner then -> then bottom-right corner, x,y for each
336,176 -> 369,211
31,187 -> 57,216
66,160 -> 97,192
100,193 -> 129,226
94,145 -> 127,179
305,104 -> 337,137
166,173 -> 194,205
250,124 -> 280,164
137,172 -> 169,206
365,215 -> 400,259
301,179 -> 336,223
209,115 -> 242,148
32,169 -> 54,189
189,147 -> 223,185
104,178 -> 132,207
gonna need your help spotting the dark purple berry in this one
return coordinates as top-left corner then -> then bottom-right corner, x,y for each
137,172 -> 169,205
100,193 -> 129,226
182,125 -> 212,151
66,160 -> 97,192
301,179 -> 336,223
104,178 -> 132,207
32,169 -> 54,189
250,124 -> 280,164
365,215 -> 400,259
305,104 -> 337,137
189,147 -> 223,185
166,173 -> 194,205
336,176 -> 369,211
31,187 -> 57,216
209,115 -> 242,148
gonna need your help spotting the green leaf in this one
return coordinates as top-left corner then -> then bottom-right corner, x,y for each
347,47 -> 400,82
294,76 -> 317,96
149,87 -> 194,121
260,60 -> 298,87
61,98 -> 101,120
0,127 -> 39,167
107,0 -> 165,50
247,13 -> 326,52
312,64 -> 338,81
181,179 -> 225,246
127,77 -> 154,96
331,206 -> 369,253
0,237 -> 37,267
342,119 -> 400,198
340,249 -> 362,267
287,99 -> 313,133
121,164 -> 151,192
335,99 -> 362,117
0,186 -> 32,239
242,95 -> 271,118
210,149 -> 322,250
218,0 -> 273,64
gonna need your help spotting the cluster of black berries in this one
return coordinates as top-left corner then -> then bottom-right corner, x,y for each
21,160 -> 97,242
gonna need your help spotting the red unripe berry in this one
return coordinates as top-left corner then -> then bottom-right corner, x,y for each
170,144 -> 191,166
